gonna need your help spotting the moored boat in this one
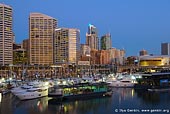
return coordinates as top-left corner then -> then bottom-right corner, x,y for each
16,86 -> 48,100
109,78 -> 136,88
134,71 -> 170,91
11,81 -> 50,96
48,82 -> 112,102
148,88 -> 170,92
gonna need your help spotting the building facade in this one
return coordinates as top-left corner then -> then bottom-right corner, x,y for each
139,55 -> 170,66
54,28 -> 80,65
101,33 -> 111,50
22,39 -> 29,51
0,4 -> 13,66
80,44 -> 90,56
139,49 -> 148,56
109,48 -> 125,65
161,43 -> 170,55
29,13 -> 57,65
98,50 -> 110,65
89,49 -> 108,65
13,48 -> 27,65
86,24 -> 99,50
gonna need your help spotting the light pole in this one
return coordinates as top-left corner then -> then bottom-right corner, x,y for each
62,59 -> 65,78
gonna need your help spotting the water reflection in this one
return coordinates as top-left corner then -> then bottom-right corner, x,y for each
48,97 -> 112,114
0,94 -> 50,114
1,88 -> 170,114
0,93 -> 2,102
112,88 -> 170,110
15,97 -> 49,113
134,89 -> 170,106
112,88 -> 135,106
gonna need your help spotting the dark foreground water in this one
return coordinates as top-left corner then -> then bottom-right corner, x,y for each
0,88 -> 170,114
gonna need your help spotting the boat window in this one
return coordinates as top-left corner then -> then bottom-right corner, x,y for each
27,89 -> 36,92
121,81 -> 130,83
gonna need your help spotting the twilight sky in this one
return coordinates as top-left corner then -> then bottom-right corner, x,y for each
2,0 -> 170,56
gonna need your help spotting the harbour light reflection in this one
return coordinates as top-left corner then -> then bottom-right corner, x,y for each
0,93 -> 2,103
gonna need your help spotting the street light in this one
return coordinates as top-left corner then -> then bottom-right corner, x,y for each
62,59 -> 65,77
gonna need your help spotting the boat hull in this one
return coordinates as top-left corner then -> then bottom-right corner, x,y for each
16,89 -> 48,100
148,88 -> 170,92
48,91 -> 112,104
62,91 -> 111,101
148,86 -> 170,92
109,82 -> 134,88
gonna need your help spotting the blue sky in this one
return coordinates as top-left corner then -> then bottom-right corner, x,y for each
2,0 -> 170,56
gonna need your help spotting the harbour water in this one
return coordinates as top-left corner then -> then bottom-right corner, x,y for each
0,88 -> 170,114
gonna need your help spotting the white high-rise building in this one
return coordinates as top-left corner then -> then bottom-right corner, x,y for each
54,28 -> 80,64
0,4 -> 13,66
29,13 -> 57,65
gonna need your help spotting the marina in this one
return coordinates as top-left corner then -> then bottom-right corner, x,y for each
0,1 -> 170,114
0,71 -> 170,114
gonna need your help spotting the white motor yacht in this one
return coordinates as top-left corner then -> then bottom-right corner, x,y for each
16,86 -> 48,100
11,81 -> 49,96
109,78 -> 136,88
11,84 -> 33,96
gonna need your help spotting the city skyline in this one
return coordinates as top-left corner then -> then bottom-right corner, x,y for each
2,0 -> 170,56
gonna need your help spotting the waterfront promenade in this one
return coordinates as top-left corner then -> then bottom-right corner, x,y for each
0,64 -> 170,79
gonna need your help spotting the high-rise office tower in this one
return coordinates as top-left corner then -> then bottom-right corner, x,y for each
54,28 -> 80,64
0,4 -> 13,66
161,43 -> 170,55
86,24 -> 99,50
29,13 -> 57,65
101,33 -> 111,50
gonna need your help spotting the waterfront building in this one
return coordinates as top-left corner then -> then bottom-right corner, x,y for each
126,56 -> 138,66
80,48 -> 126,65
109,48 -> 125,65
98,50 -> 110,65
13,42 -> 28,65
23,39 -> 29,51
139,55 -> 170,66
22,39 -> 29,64
13,48 -> 27,65
101,33 -> 111,50
118,49 -> 126,65
90,49 -> 98,64
79,44 -> 91,67
29,13 -> 57,65
80,44 -> 90,56
161,43 -> 170,55
86,24 -> 99,50
0,4 -> 13,66
139,49 -> 148,56
89,49 -> 110,65
54,28 -> 80,65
